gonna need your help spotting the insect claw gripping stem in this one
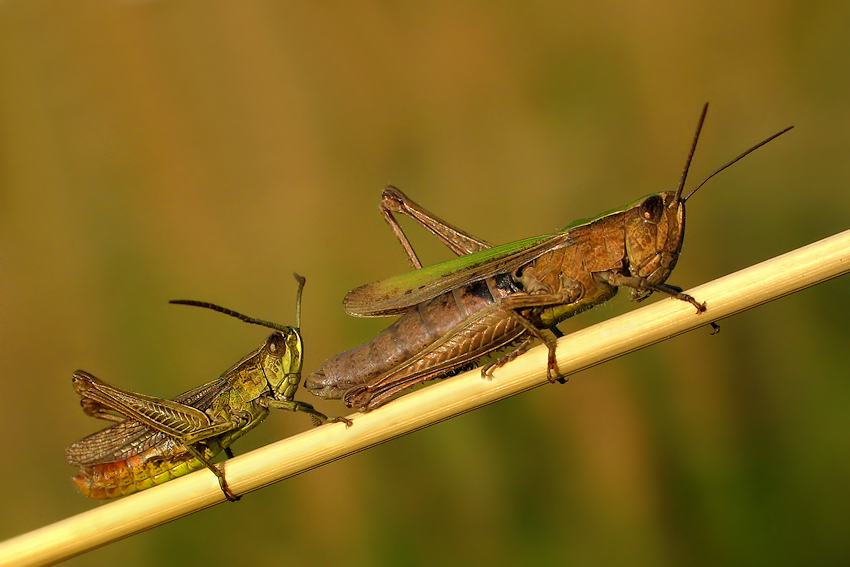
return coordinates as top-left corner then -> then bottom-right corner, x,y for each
316,414 -> 354,427
221,478 -> 241,502
680,294 -> 707,314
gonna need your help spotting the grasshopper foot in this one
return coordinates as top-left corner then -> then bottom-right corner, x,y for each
545,344 -> 564,384
544,328 -> 566,383
479,335 -> 537,379
546,369 -> 565,384
219,477 -> 241,502
480,362 -> 497,379
680,293 -> 706,313
657,286 -> 705,313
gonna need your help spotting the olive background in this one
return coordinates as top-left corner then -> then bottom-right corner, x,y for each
1,2 -> 849,566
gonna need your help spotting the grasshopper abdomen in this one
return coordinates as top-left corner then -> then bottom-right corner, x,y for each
305,273 -> 526,402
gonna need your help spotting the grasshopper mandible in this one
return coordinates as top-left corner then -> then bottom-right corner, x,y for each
305,105 -> 792,411
66,275 -> 350,501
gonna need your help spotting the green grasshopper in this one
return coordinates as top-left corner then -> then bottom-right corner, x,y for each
66,275 -> 350,501
305,105 -> 792,411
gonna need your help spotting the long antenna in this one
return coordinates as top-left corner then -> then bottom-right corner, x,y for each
683,125 -> 794,201
168,299 -> 293,333
293,272 -> 306,330
169,274 -> 307,332
675,102 -> 710,202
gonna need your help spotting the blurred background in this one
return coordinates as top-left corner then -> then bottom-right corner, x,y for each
1,1 -> 848,565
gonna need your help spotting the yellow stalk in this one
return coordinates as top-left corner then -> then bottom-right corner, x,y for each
1,228 -> 848,567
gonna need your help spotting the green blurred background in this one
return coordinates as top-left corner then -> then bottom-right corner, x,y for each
1,2 -> 849,565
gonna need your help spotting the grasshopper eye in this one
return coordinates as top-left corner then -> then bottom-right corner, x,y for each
639,195 -> 664,223
266,331 -> 286,353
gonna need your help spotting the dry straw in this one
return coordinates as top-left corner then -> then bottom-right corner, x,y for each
1,228 -> 849,566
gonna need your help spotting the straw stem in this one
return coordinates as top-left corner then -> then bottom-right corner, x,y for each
1,228 -> 849,566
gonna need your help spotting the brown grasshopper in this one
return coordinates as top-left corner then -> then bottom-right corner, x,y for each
305,105 -> 792,411
66,275 -> 350,501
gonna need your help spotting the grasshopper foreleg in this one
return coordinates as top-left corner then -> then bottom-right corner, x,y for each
262,398 -> 353,427
602,272 -> 706,313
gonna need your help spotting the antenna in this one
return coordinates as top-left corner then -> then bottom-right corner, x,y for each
170,273 -> 307,333
293,273 -> 306,330
684,125 -> 794,201
675,103 -> 709,202
168,300 -> 293,333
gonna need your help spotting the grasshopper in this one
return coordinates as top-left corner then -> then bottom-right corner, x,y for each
305,105 -> 792,411
66,275 -> 350,501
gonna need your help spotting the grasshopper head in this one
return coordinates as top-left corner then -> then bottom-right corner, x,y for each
260,328 -> 303,401
623,190 -> 685,291
619,104 -> 792,298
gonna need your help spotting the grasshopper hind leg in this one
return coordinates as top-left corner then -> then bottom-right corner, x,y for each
480,335 -> 536,377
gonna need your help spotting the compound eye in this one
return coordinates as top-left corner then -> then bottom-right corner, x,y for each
639,195 -> 664,223
266,331 -> 286,353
